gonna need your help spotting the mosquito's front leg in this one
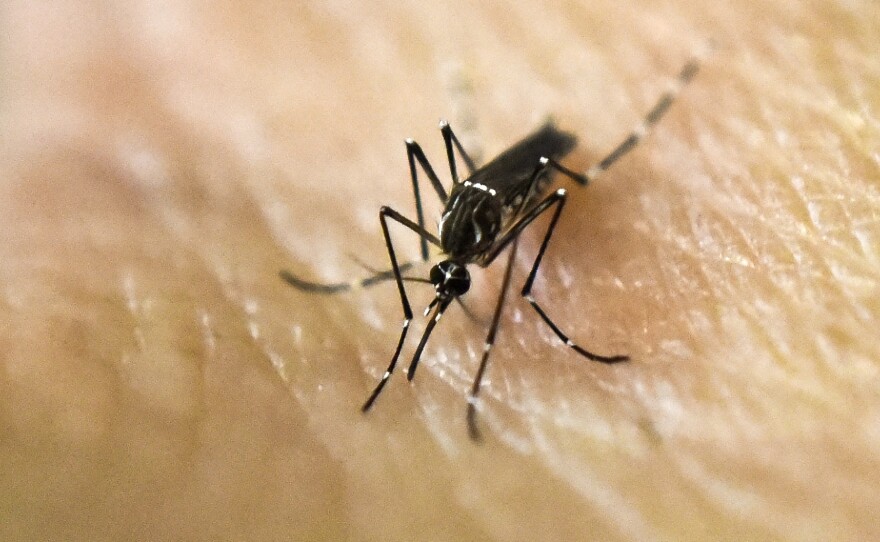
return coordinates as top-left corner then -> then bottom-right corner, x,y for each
439,119 -> 477,182
404,296 -> 453,382
362,206 -> 442,411
279,262 -> 419,294
405,138 -> 449,261
583,49 -> 709,183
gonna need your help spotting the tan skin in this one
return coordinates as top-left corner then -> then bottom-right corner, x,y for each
2,1 -> 879,540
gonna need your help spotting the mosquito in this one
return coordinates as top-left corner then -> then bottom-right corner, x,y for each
281,52 -> 706,440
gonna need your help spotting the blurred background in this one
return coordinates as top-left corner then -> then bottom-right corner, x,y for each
1,1 -> 879,541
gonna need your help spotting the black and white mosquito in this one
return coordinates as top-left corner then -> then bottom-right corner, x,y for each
282,52 -> 705,440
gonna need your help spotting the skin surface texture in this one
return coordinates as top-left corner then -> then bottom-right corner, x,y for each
1,1 -> 879,540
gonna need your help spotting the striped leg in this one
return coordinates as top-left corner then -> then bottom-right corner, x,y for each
466,237 -> 519,441
520,190 -> 628,364
468,187 -> 627,441
362,206 -> 442,412
404,296 -> 454,382
584,49 -> 709,182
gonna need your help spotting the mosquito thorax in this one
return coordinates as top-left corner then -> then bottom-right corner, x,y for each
438,190 -> 502,259
430,260 -> 471,298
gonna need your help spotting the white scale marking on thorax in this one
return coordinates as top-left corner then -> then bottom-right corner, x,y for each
462,180 -> 497,196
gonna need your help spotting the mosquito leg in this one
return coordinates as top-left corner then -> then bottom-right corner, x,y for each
466,237 -> 519,441
406,138 -> 449,260
349,257 -> 436,287
584,50 -> 708,183
283,137 -> 447,293
362,206 -> 442,411
482,158 -> 585,266
279,261 -> 418,294
454,297 -> 481,324
542,158 -> 588,186
361,314 -> 410,412
520,190 -> 629,363
439,119 -> 477,181
404,297 -> 453,381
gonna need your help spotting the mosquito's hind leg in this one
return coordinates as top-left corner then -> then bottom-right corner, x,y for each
583,48 -> 711,183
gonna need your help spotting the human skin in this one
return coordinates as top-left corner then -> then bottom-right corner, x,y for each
1,1 -> 879,541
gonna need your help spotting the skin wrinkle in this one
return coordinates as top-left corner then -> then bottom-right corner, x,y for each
2,0 -> 880,541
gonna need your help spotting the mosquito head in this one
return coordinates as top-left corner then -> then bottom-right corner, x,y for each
430,260 -> 470,299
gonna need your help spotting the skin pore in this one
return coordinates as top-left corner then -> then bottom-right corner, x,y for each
2,1 -> 879,540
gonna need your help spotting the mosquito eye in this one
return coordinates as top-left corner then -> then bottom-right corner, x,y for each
429,264 -> 444,285
448,275 -> 470,296
428,261 -> 470,297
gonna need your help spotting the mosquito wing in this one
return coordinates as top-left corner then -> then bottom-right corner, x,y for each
464,121 -> 578,202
